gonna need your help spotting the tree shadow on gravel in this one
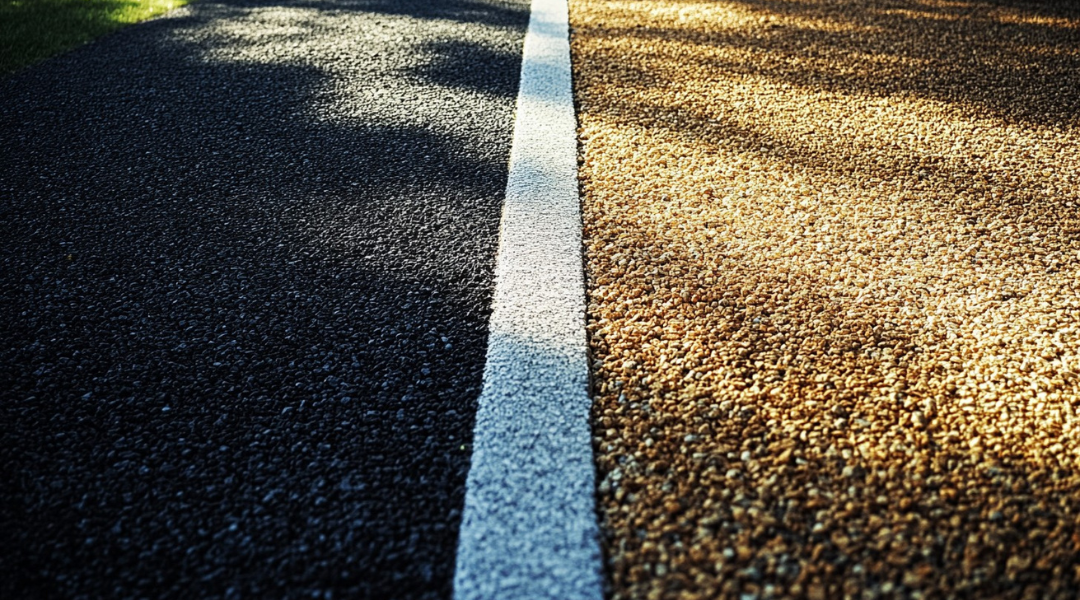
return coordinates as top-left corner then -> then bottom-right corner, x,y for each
581,0 -> 1080,128
586,231 -> 1080,598
0,0 -> 529,598
575,85 -> 1080,259
573,0 -> 1080,597
571,0 -> 1080,261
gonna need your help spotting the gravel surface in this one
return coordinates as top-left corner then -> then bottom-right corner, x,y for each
570,0 -> 1080,598
0,0 -> 527,597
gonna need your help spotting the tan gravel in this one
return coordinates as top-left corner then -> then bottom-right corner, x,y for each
570,0 -> 1080,598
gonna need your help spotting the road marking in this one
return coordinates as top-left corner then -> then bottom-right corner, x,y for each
452,0 -> 603,597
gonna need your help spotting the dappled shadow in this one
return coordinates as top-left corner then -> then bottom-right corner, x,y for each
570,0 -> 1080,267
410,39 -> 524,97
0,0 -> 528,598
581,0 -> 1080,127
572,0 -> 1080,597
301,0 -> 529,28
586,229 -> 1080,597
574,77 -> 1080,258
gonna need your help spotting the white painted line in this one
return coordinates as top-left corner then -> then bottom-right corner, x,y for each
452,0 -> 603,597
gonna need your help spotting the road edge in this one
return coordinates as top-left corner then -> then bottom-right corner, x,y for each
451,0 -> 603,596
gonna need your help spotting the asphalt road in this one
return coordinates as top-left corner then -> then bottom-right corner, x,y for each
0,0 -> 528,597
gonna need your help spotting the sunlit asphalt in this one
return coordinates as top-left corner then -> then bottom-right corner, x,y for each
0,1 -> 528,597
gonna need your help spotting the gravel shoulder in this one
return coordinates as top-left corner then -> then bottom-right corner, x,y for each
570,0 -> 1080,598
0,0 -> 527,597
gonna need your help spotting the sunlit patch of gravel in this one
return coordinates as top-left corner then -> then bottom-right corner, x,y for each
570,0 -> 1080,598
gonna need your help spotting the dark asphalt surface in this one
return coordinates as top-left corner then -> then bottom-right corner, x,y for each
0,0 -> 528,597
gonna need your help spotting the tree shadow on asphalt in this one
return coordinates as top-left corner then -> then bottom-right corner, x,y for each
0,0 -> 529,598
327,0 -> 529,28
411,38 -> 524,98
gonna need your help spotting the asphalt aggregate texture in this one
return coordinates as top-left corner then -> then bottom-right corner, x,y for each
0,0 -> 529,597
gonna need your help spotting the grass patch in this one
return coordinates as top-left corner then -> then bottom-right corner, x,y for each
1,0 -> 188,75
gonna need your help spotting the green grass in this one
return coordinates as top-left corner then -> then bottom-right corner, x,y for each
1,0 -> 188,74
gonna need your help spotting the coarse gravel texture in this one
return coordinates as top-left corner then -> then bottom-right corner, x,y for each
0,0 -> 528,598
570,0 -> 1080,598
